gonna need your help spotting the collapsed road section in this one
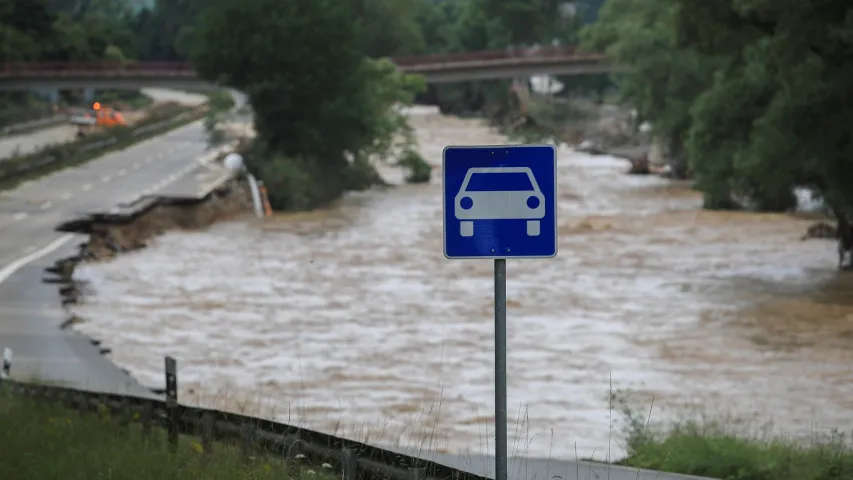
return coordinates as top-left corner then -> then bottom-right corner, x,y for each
39,143 -> 257,393
0,118 -> 257,395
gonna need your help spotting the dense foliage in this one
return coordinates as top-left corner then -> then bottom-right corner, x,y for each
583,0 -> 853,211
582,0 -> 853,263
190,0 -> 428,210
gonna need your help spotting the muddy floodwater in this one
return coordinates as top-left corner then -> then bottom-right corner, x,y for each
73,107 -> 853,460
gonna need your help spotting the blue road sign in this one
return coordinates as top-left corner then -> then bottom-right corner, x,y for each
443,145 -> 557,259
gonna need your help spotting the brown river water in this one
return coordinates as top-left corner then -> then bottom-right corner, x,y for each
73,107 -> 853,460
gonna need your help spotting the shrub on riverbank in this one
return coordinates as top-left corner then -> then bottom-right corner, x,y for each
191,0 -> 426,212
0,390 -> 335,480
620,416 -> 853,479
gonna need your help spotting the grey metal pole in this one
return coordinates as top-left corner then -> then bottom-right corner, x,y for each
494,258 -> 508,480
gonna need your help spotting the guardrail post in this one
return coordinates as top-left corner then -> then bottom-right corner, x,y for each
201,413 -> 214,455
141,402 -> 153,439
1,348 -> 11,382
165,356 -> 179,450
240,422 -> 254,458
341,447 -> 357,480
408,467 -> 426,480
118,397 -> 130,432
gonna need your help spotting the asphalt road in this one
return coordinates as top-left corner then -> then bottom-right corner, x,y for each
400,449 -> 717,480
0,120 -> 217,395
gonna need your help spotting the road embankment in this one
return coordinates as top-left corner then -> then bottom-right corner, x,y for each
50,143 -> 253,331
58,177 -> 253,264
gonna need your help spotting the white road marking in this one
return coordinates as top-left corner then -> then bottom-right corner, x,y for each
12,213 -> 28,221
60,193 -> 72,200
132,163 -> 141,170
0,235 -> 75,285
40,201 -> 52,210
82,184 -> 92,191
118,169 -> 127,176
101,175 -> 111,182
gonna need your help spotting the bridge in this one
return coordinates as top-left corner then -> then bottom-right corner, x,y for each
0,46 -> 609,91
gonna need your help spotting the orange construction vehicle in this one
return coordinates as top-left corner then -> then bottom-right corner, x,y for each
69,101 -> 128,138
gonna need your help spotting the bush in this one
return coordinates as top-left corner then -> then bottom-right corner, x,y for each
620,413 -> 853,479
191,0 -> 425,212
397,148 -> 431,183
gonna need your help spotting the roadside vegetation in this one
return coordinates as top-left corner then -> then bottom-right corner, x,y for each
618,413 -> 853,479
203,89 -> 236,148
0,389 -> 336,480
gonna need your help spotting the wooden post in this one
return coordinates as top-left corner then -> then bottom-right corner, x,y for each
164,356 -> 179,450
341,447 -> 357,480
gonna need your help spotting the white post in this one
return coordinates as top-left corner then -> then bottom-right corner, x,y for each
246,173 -> 265,219
1,348 -> 11,380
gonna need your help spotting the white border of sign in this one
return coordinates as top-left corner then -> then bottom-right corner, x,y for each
441,144 -> 559,259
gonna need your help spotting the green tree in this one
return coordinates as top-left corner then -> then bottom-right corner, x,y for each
132,0 -> 206,61
479,0 -> 577,46
191,0 -> 425,211
581,0 -> 722,180
678,0 -> 853,216
587,0 -> 853,263
354,0 -> 428,57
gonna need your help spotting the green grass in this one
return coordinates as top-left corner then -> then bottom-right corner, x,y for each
0,390 -> 337,480
619,417 -> 853,480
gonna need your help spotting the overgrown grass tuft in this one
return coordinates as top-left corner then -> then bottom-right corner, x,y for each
0,389 -> 336,480
620,415 -> 853,480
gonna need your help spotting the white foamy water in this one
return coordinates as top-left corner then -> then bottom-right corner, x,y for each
73,107 -> 853,461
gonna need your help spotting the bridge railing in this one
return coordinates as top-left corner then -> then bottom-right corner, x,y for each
0,61 -> 196,77
391,45 -> 583,66
0,46 -> 604,78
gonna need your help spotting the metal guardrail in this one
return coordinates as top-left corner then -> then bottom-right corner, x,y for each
0,350 -> 486,480
0,46 -> 605,79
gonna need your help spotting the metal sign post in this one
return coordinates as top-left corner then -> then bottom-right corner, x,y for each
442,145 -> 557,480
493,258 -> 508,480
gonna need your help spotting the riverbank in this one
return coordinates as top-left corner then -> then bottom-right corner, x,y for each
76,177 -> 253,263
